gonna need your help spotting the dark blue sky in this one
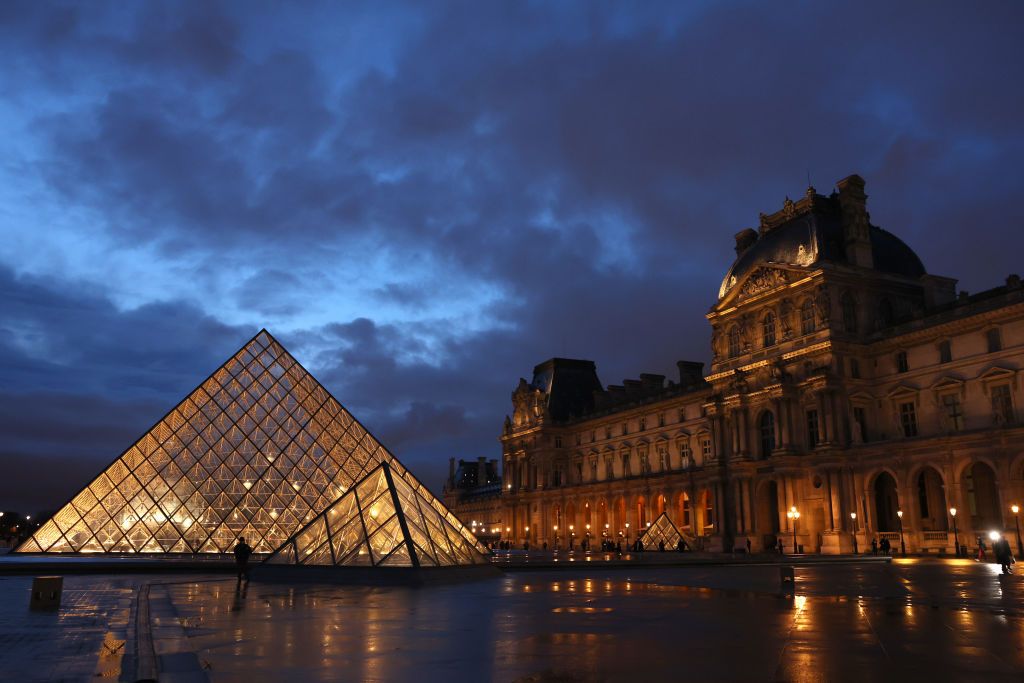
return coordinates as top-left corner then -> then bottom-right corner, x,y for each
2,1 -> 1023,512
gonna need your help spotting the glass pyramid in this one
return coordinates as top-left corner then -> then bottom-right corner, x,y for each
637,512 -> 684,551
266,460 -> 489,567
16,330 -> 484,557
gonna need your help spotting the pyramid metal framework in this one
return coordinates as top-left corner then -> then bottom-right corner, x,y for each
266,461 -> 488,567
16,330 -> 487,558
637,512 -> 684,550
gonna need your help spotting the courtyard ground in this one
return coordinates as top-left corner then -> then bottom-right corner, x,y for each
0,558 -> 1021,682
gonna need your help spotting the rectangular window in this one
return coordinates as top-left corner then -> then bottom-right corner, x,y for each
678,407 -> 686,423
576,462 -> 583,482
575,433 -> 581,446
591,430 -> 596,443
987,328 -> 1002,353
852,406 -> 868,443
992,384 -> 1014,424
900,401 -> 918,437
622,422 -> 628,436
621,452 -> 631,476
942,394 -> 964,432
806,409 -> 820,448
849,358 -> 860,379
639,451 -> 649,474
604,457 -> 613,480
658,413 -> 665,428
639,416 -> 646,431
679,439 -> 692,467
605,427 -> 611,440
658,447 -> 668,471
939,340 -> 952,364
554,436 -> 563,448
700,438 -> 712,460
590,458 -> 598,481
896,351 -> 909,374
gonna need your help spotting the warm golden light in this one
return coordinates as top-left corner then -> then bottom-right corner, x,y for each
243,481 -> 252,490
897,510 -> 903,519
950,507 -> 957,517
989,530 -> 1000,542
850,512 -> 856,519
1013,505 -> 1020,515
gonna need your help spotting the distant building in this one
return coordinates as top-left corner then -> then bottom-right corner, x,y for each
449,174 -> 1024,555
443,458 -> 503,540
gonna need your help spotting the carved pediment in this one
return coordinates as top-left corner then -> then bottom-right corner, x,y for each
739,267 -> 790,299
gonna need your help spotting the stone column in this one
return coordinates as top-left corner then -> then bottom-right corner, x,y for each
824,471 -> 835,530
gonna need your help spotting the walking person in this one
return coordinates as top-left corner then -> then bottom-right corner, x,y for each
977,536 -> 987,561
233,537 -> 253,585
993,533 -> 1015,575
871,538 -> 878,556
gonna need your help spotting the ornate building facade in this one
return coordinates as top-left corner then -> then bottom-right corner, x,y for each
445,175 -> 1024,554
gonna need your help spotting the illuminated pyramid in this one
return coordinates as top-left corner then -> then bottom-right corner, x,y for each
266,460 -> 489,567
637,512 -> 684,551
17,330 -> 483,557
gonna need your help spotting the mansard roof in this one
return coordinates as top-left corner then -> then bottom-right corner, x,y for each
718,185 -> 926,301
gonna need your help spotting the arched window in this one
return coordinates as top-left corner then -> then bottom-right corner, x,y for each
759,411 -> 775,459
800,300 -> 816,335
762,312 -> 776,348
728,327 -> 741,358
878,298 -> 894,328
841,292 -> 857,333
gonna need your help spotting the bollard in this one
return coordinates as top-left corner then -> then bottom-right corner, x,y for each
30,576 -> 63,610
779,565 -> 795,592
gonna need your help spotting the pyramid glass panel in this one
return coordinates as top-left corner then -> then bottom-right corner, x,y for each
266,462 -> 490,568
17,329 -> 480,557
637,512 -> 685,551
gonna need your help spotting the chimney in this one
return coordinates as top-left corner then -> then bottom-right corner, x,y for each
734,228 -> 758,256
677,361 -> 705,389
836,174 -> 873,268
639,373 -> 665,392
448,457 -> 455,485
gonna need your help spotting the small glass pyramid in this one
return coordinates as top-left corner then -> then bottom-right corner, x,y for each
266,460 -> 489,567
637,512 -> 684,551
15,330 -> 486,559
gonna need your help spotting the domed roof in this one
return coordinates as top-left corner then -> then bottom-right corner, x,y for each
718,205 -> 925,300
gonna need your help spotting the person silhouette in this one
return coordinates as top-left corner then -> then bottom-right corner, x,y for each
233,537 -> 253,584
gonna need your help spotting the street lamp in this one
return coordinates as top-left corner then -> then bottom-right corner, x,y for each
896,510 -> 906,556
1013,505 -> 1023,557
850,512 -> 858,554
950,507 -> 960,557
625,522 -> 630,549
553,524 -> 558,550
786,506 -> 800,554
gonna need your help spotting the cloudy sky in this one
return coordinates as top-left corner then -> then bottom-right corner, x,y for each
2,1 -> 1022,512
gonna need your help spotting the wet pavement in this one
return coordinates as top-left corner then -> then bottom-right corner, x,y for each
0,559 -> 1021,682
163,559 -> 1024,682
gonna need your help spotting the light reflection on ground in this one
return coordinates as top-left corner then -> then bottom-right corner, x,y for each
161,561 -> 1024,682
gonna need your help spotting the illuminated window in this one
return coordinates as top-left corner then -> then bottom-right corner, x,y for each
800,300 -> 816,335
762,312 -> 776,348
728,327 -> 741,358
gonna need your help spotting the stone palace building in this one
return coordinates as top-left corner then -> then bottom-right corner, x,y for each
444,174 -> 1024,554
